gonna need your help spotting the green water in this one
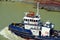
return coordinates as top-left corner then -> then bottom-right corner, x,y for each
0,1 -> 60,40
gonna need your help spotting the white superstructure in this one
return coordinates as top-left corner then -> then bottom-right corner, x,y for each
22,2 -> 54,36
23,11 -> 41,30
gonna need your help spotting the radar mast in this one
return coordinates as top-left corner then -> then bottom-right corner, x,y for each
36,2 -> 40,15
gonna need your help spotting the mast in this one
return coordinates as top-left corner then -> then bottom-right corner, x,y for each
36,2 -> 40,15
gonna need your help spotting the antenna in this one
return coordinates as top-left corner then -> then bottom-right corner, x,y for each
36,2 -> 40,15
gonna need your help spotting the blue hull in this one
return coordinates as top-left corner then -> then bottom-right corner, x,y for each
9,24 -> 60,40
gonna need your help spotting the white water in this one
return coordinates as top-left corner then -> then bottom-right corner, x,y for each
0,27 -> 25,40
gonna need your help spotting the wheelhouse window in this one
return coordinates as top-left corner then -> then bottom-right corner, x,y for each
34,20 -> 35,22
24,19 -> 29,21
24,19 -> 40,22
36,20 -> 40,22
30,19 -> 33,22
30,19 -> 40,22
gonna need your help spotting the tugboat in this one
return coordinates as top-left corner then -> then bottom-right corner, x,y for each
9,2 -> 60,40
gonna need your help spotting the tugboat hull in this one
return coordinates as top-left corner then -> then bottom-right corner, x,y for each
9,24 -> 35,39
9,24 -> 60,40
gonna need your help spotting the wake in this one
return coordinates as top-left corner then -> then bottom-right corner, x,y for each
0,27 -> 25,40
